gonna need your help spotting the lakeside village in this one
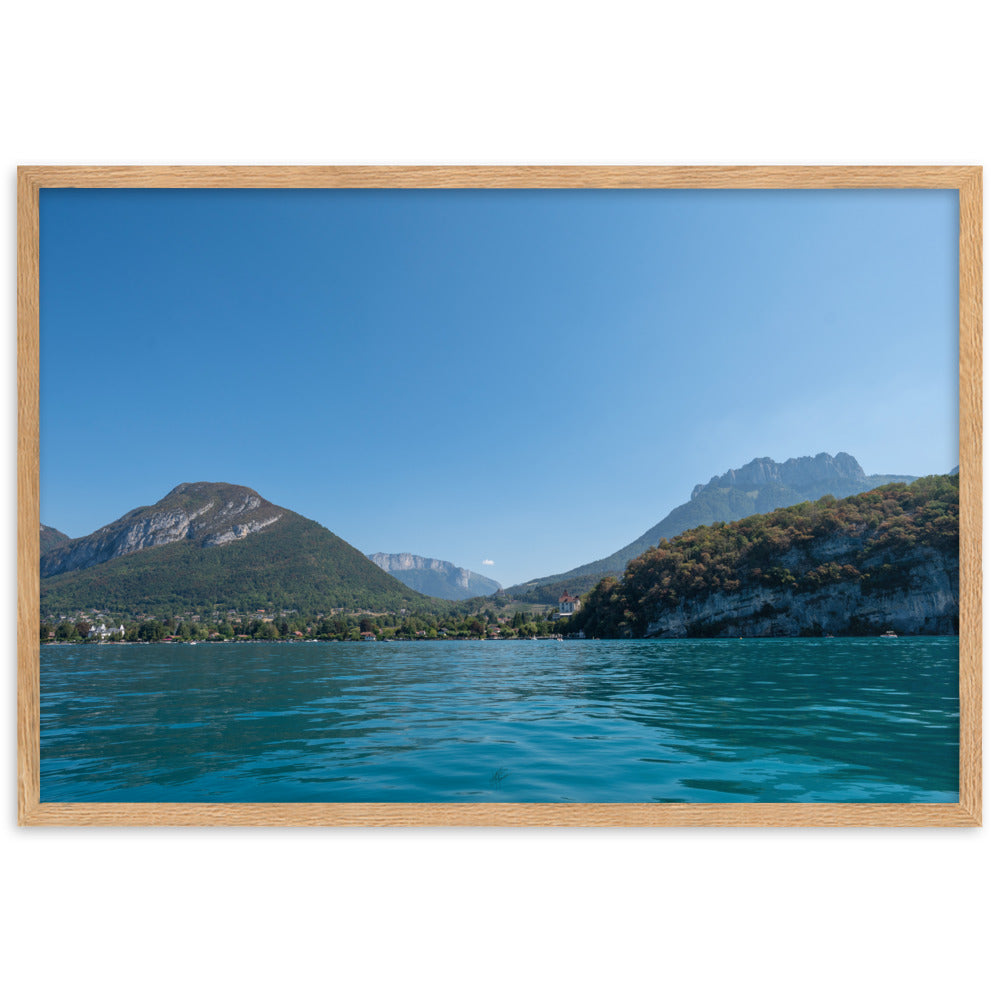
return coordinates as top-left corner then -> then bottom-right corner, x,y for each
40,591 -> 586,645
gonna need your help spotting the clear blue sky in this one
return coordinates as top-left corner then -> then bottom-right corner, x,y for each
39,187 -> 958,587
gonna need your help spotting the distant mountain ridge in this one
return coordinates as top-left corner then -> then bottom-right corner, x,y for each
689,452 -> 908,499
368,552 -> 501,600
40,482 -> 434,617
509,452 -> 918,604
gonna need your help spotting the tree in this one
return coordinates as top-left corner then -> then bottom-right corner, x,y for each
138,619 -> 167,642
55,621 -> 77,641
256,621 -> 279,640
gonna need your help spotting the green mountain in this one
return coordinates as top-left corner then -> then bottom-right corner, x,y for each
368,552 -> 501,600
509,452 -> 918,604
572,475 -> 958,638
40,524 -> 71,555
40,482 -> 437,617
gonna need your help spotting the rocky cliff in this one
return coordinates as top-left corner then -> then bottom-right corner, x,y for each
573,475 -> 958,638
689,451 -> 901,498
41,482 -> 285,578
368,552 -> 501,600
645,547 -> 956,637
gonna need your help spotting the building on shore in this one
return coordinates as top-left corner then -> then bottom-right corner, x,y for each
558,591 -> 581,617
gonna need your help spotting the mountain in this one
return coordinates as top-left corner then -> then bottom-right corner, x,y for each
509,452 -> 918,604
368,552 -> 501,600
40,482 -> 435,617
572,475 -> 958,638
40,524 -> 71,555
41,482 -> 289,577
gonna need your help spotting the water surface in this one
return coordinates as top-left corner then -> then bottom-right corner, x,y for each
40,638 -> 959,802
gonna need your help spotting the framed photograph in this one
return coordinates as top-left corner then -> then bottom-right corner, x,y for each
17,166 -> 982,826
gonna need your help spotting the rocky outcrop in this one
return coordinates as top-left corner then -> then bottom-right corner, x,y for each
368,552 -> 501,600
646,547 -> 957,637
370,553 -> 451,574
690,451 -> 868,499
41,482 -> 285,577
203,515 -> 282,547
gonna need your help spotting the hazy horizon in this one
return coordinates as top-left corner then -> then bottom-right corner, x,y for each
40,188 -> 958,587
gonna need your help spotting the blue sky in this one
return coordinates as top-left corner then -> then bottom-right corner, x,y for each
39,187 -> 958,587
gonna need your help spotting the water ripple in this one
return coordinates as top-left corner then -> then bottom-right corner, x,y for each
40,638 -> 959,803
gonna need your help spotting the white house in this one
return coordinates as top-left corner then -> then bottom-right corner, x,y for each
558,590 -> 581,616
88,623 -> 125,640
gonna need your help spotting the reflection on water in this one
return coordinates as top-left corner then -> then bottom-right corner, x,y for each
40,638 -> 959,803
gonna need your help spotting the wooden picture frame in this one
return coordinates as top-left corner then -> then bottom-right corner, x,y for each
17,165 -> 982,827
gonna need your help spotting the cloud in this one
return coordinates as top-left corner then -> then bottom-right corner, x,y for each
482,559 -> 495,566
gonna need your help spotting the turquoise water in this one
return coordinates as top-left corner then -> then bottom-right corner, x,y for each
39,638 -> 959,803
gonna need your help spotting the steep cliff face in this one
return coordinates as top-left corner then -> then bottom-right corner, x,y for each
370,553 -> 452,575
41,483 -> 285,578
690,451 -> 869,498
645,547 -> 957,637
368,552 -> 501,600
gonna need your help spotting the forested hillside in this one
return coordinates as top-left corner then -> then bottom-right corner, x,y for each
572,475 -> 958,638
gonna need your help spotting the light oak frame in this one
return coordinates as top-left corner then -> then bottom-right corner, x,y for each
17,166 -> 983,827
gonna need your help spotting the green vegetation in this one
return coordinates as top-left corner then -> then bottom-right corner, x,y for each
40,511 -> 445,618
40,471 -> 954,644
572,475 -> 958,638
38,480 -> 563,629
40,604 -> 563,644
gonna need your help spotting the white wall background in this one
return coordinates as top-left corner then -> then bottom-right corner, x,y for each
3,3 -> 995,997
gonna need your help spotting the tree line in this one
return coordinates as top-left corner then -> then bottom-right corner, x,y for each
40,605 -> 565,644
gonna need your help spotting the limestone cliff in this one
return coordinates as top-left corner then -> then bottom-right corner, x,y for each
368,552 -> 501,601
41,482 -> 285,578
645,547 -> 957,637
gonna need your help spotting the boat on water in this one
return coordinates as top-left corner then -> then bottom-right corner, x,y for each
880,630 -> 899,638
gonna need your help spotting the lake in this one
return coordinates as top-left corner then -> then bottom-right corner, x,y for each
39,637 -> 959,803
